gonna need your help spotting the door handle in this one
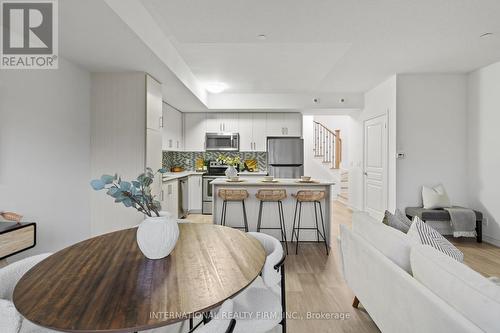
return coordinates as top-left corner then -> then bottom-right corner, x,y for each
364,172 -> 368,176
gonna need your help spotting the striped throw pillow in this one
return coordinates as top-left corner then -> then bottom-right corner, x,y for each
408,216 -> 464,262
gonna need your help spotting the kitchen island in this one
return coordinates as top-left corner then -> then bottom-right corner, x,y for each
211,178 -> 335,245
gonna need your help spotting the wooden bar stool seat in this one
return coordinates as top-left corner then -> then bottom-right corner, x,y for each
218,189 -> 249,232
255,189 -> 287,201
292,190 -> 325,202
218,189 -> 249,201
291,190 -> 329,255
255,189 -> 288,254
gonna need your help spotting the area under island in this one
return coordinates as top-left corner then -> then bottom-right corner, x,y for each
211,178 -> 335,246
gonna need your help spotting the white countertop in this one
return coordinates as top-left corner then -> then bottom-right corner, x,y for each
162,170 -> 267,182
211,178 -> 335,186
162,171 -> 205,181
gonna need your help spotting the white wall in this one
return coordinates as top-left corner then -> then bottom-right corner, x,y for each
0,58 -> 91,259
350,75 -> 397,212
396,74 -> 468,209
467,62 -> 500,246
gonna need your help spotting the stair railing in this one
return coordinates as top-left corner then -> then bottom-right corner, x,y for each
313,121 -> 342,169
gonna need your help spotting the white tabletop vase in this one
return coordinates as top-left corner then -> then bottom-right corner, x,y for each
136,216 -> 179,259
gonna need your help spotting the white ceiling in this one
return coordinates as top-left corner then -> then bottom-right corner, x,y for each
59,0 -> 206,111
60,0 -> 500,111
141,0 -> 500,93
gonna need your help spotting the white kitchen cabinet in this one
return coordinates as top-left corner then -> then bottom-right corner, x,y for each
146,129 -> 163,196
146,75 -> 163,131
206,113 -> 238,132
184,113 -> 206,151
266,113 -> 302,137
161,179 -> 179,218
284,113 -> 302,136
238,113 -> 253,151
188,174 -> 203,212
252,113 -> 267,150
239,113 -> 267,151
163,103 -> 183,151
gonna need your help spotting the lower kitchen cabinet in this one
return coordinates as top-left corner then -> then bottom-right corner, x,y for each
188,174 -> 202,212
161,179 -> 179,218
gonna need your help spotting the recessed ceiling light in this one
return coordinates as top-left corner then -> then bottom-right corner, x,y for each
205,82 -> 228,94
480,32 -> 494,38
256,34 -> 267,40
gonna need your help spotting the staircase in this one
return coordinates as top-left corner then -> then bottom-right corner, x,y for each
337,170 -> 349,205
313,121 -> 342,169
313,121 -> 349,205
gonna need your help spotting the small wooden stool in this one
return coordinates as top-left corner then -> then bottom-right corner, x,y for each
291,190 -> 329,255
218,189 -> 249,232
255,189 -> 288,254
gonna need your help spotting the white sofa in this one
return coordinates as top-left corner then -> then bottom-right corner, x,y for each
339,212 -> 500,333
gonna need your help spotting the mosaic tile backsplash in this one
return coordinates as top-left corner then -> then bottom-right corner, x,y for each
163,151 -> 267,171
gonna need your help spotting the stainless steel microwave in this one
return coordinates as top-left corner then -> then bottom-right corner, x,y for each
205,133 -> 239,151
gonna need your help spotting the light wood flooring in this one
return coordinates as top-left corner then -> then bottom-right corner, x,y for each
186,201 -> 500,333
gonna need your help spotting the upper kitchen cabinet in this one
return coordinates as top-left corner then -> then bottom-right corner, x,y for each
266,112 -> 302,136
206,113 -> 239,133
146,75 -> 163,131
163,102 -> 183,151
239,113 -> 267,151
184,113 -> 206,151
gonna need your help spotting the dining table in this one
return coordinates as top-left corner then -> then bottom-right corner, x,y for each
13,223 -> 266,332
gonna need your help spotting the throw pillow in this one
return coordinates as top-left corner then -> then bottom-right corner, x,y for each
408,216 -> 464,262
422,184 -> 451,209
383,209 -> 412,233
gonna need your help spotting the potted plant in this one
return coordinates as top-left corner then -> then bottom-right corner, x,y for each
90,168 -> 179,259
217,154 -> 241,178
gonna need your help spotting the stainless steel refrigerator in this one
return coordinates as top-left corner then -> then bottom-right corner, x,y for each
267,137 -> 304,178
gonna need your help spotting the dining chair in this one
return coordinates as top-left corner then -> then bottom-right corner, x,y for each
231,232 -> 286,333
0,253 -> 57,333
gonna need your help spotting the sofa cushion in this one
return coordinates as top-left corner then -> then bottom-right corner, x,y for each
422,184 -> 451,209
411,244 -> 500,333
352,212 -> 413,273
408,217 -> 464,262
383,209 -> 412,233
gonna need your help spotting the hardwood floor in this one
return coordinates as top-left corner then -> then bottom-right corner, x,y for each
186,201 -> 500,333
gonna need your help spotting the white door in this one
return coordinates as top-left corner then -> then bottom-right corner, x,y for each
363,114 -> 388,219
184,113 -> 206,151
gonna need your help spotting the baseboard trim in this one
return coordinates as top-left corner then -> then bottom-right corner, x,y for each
483,235 -> 500,248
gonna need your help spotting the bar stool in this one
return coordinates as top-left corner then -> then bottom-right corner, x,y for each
255,189 -> 289,254
218,189 -> 249,232
291,190 -> 329,255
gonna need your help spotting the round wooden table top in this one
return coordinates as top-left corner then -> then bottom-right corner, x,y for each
13,223 -> 266,332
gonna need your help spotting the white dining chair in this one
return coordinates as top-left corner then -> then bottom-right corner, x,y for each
231,232 -> 286,333
143,299 -> 235,333
0,253 -> 60,333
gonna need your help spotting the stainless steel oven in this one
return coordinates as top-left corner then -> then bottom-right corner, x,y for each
202,175 -> 223,214
205,132 -> 239,151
